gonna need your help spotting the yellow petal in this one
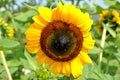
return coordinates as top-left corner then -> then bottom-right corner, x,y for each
60,4 -> 81,25
26,45 -> 40,54
26,26 -> 41,41
38,7 -> 52,22
44,56 -> 54,68
26,40 -> 39,46
112,10 -> 119,17
83,33 -> 95,49
102,10 -> 109,17
51,2 -> 63,21
116,18 -> 120,25
83,32 -> 91,38
62,62 -> 71,76
78,51 -> 93,64
52,62 -> 62,76
36,54 -> 46,65
83,41 -> 95,49
32,15 -> 47,27
32,22 -> 44,30
68,7 -> 82,25
60,4 -> 69,22
71,57 -> 83,78
78,13 -> 93,33
36,51 -> 54,68
52,3 -> 83,26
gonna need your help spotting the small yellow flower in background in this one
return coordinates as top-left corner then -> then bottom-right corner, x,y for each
116,18 -> 120,25
112,10 -> 119,17
112,10 -> 120,25
26,2 -> 95,78
0,18 -> 14,39
97,10 -> 120,35
99,10 -> 120,25
7,27 -> 14,39
0,18 -> 3,22
99,10 -> 109,24
100,10 -> 109,17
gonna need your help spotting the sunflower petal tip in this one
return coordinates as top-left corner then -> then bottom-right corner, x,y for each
58,0 -> 63,6
72,73 -> 81,78
38,7 -> 42,13
32,16 -> 35,20
38,7 -> 45,14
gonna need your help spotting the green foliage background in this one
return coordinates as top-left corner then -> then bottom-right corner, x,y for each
0,0 -> 120,80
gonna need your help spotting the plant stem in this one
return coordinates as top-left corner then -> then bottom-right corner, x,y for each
76,0 -> 80,6
94,0 -> 97,5
0,51 -> 13,80
23,2 -> 38,13
98,24 -> 107,66
8,12 -> 17,31
0,29 -> 12,80
71,0 -> 74,5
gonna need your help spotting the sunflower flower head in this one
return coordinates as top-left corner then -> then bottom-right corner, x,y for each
99,10 -> 120,24
26,2 -> 95,78
99,10 -> 109,24
97,10 -> 120,35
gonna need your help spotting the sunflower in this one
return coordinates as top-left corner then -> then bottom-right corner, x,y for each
99,10 -> 109,24
99,10 -> 120,24
97,10 -> 120,35
26,2 -> 95,78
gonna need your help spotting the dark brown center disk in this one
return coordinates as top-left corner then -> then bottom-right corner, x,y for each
40,21 -> 83,62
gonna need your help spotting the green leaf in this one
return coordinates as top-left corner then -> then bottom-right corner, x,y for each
0,39 -> 20,50
82,63 -> 115,80
7,59 -> 21,67
106,27 -> 116,38
104,45 -> 118,54
116,26 -> 120,32
14,10 -> 38,22
23,2 -> 38,13
0,65 -> 4,73
81,3 -> 90,12
110,2 -> 120,9
115,37 -> 120,48
102,74 -> 114,80
24,49 -> 38,70
95,5 -> 103,14
88,46 -> 100,54
82,3 -> 89,9
82,63 -> 101,80
114,49 -> 120,62
9,67 -> 18,75
20,58 -> 33,70
104,0 -> 117,6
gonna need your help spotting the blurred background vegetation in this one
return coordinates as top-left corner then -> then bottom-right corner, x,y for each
0,0 -> 120,80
